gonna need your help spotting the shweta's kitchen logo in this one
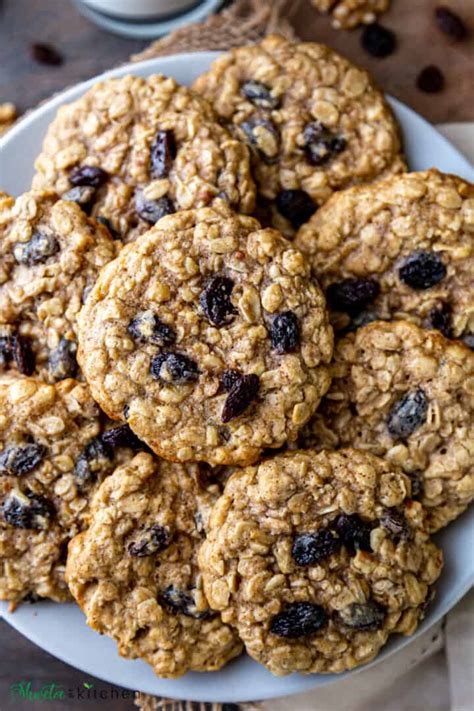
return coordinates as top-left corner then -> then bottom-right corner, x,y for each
9,680 -> 134,702
10,681 -> 65,702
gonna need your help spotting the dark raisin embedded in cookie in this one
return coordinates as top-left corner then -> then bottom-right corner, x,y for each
13,230 -> 59,266
69,165 -> 109,189
135,192 -> 175,225
292,530 -> 341,566
74,437 -> 112,486
221,373 -> 260,423
159,585 -> 214,619
435,6 -> 467,41
11,335 -> 35,376
2,490 -> 54,530
150,352 -> 199,384
48,338 -> 78,381
101,424 -> 144,450
361,23 -> 397,58
270,602 -> 327,638
240,116 -> 280,161
128,310 -> 176,346
380,508 -> 409,542
338,601 -> 386,630
199,275 -> 237,327
270,311 -> 300,353
62,186 -> 96,214
399,251 -> 446,290
221,369 -> 242,392
128,524 -> 172,557
303,121 -> 347,166
150,129 -> 177,179
428,302 -> 452,337
326,277 -> 380,315
276,189 -> 317,228
387,389 -> 428,439
335,513 -> 373,553
241,80 -> 279,109
0,444 -> 46,477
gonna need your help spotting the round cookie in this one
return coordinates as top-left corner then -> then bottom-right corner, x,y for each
0,375 -> 140,606
199,448 -> 443,676
0,190 -> 117,381
299,320 -> 474,532
193,34 -> 405,236
295,170 -> 474,342
78,202 -> 333,467
66,452 -> 243,678
311,0 -> 390,30
32,74 -> 256,243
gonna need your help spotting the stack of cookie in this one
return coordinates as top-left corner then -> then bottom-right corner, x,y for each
0,35 -> 472,680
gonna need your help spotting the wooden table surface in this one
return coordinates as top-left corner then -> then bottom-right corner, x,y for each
0,0 -> 472,707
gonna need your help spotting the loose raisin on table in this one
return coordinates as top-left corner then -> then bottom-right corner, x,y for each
221,369 -> 242,392
435,6 -> 467,41
101,424 -> 143,450
335,513 -> 373,553
150,352 -> 199,384
387,389 -> 428,439
361,23 -> 397,58
31,43 -> 63,66
428,302 -> 452,337
74,437 -> 112,486
11,335 -> 35,376
292,530 -> 341,566
221,373 -> 259,423
380,508 -> 409,542
62,186 -> 96,214
338,601 -> 386,630
200,275 -> 237,327
14,231 -> 59,266
241,80 -> 279,109
69,165 -> 109,189
276,189 -> 317,228
326,277 -> 380,315
417,66 -> 445,93
303,121 -> 347,166
48,338 -> 78,381
399,251 -> 446,290
240,116 -> 280,161
159,586 -> 213,619
128,310 -> 176,346
150,129 -> 177,179
128,524 -> 172,557
135,191 -> 175,224
270,602 -> 327,638
0,444 -> 46,477
270,311 -> 300,353
2,490 -> 54,529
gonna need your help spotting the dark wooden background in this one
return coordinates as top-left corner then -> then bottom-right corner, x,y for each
0,0 -> 473,708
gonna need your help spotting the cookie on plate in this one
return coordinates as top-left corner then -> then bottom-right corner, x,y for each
78,202 -> 333,466
0,375 -> 140,606
66,452 -> 243,678
193,34 -> 405,236
199,448 -> 443,676
299,320 -> 474,532
295,170 -> 474,341
32,74 -> 256,243
0,190 -> 117,381
311,0 -> 390,29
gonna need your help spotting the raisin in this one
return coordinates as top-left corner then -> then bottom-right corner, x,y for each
221,373 -> 260,423
150,129 -> 177,179
326,278 -> 380,315
96,216 -> 119,239
0,444 -> 46,477
199,275 -> 237,327
11,335 -> 35,376
48,339 -> 77,381
69,165 -> 109,189
0,337 -> 11,368
462,333 -> 474,350
128,310 -> 176,346
62,186 -> 96,214
399,251 -> 446,290
335,514 -> 373,554
221,369 -> 242,392
101,424 -> 143,450
338,601 -> 386,630
270,602 -> 327,638
276,189 -> 317,228
159,586 -> 213,619
240,116 -> 280,160
135,191 -> 175,224
128,524 -> 172,557
2,490 -> 54,529
150,352 -> 199,384
14,231 -> 59,266
409,471 -> 424,500
361,23 -> 397,58
31,43 -> 63,66
387,389 -> 428,439
74,437 -> 112,486
270,311 -> 300,353
292,530 -> 341,566
241,80 -> 279,109
303,121 -> 347,166
428,302 -> 452,337
380,508 -> 409,542
435,6 -> 467,41
417,66 -> 445,93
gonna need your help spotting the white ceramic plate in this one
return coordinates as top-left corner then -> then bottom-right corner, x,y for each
0,53 -> 473,704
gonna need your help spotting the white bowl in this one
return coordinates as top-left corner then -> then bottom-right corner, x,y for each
80,0 -> 199,20
0,52 -> 473,704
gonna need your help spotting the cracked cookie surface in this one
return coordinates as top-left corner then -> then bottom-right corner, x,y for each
311,0 -> 390,29
295,170 -> 474,341
66,452 -> 243,678
32,74 -> 255,243
0,190 -> 117,381
0,375 -> 137,606
199,448 -> 443,675
299,320 -> 474,532
78,202 -> 333,466
193,34 -> 404,236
